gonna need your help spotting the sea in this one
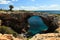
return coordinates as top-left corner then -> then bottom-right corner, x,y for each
28,16 -> 48,35
34,10 -> 60,14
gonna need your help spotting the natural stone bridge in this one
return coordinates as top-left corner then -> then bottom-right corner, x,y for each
0,12 -> 59,34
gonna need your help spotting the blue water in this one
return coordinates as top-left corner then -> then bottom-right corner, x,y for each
28,16 -> 48,35
34,10 -> 60,14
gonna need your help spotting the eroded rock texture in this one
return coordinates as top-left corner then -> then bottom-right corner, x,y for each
29,33 -> 60,40
0,33 -> 27,40
0,13 -> 59,34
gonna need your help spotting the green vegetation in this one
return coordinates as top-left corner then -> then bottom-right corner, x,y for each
9,5 -> 14,11
0,26 -> 18,37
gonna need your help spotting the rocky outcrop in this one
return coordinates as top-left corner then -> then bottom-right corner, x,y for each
0,13 -> 32,33
0,33 -> 60,40
29,33 -> 60,40
0,33 -> 27,40
40,16 -> 59,33
0,13 -> 59,34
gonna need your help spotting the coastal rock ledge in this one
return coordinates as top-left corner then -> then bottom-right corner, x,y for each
0,33 -> 27,40
0,33 -> 60,40
29,33 -> 60,40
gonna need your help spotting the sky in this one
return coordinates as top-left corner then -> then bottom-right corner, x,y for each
0,0 -> 60,10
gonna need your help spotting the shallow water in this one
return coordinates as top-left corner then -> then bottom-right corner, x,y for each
28,16 -> 48,35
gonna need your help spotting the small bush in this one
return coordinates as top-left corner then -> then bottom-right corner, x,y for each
0,26 -> 18,37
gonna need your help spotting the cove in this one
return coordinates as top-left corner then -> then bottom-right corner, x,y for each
28,16 -> 48,35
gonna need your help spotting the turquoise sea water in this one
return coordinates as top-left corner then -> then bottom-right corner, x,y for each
28,16 -> 48,35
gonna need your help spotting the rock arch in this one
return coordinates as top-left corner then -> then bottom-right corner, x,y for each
0,13 -> 59,34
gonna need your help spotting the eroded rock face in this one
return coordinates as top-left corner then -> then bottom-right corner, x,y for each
29,33 -> 60,40
0,33 -> 27,40
0,13 -> 33,34
40,16 -> 59,33
0,13 -> 59,34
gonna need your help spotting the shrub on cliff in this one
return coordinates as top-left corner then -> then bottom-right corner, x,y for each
0,26 -> 18,37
